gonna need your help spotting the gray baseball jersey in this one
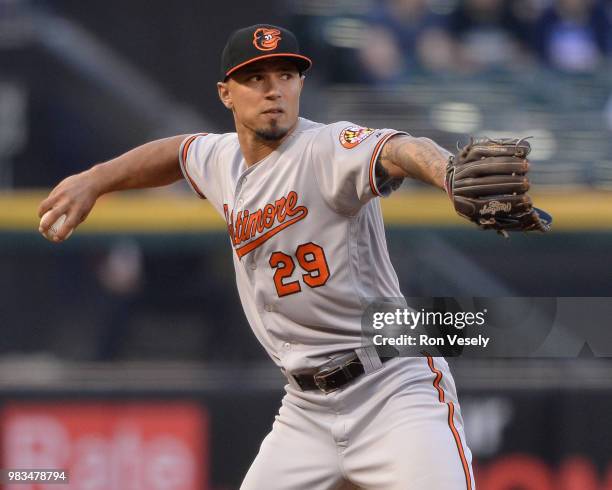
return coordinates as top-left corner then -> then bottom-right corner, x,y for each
179,117 -> 474,490
180,117 -> 406,374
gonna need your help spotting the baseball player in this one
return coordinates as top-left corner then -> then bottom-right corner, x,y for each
39,24 -> 550,489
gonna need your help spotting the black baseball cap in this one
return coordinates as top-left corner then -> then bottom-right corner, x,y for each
220,24 -> 312,81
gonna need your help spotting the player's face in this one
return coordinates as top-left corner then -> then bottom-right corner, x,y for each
218,59 -> 304,141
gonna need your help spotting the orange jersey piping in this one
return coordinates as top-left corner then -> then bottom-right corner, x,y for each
426,355 -> 473,490
180,134 -> 207,199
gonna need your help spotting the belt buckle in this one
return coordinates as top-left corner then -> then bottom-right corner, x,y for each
313,366 -> 342,394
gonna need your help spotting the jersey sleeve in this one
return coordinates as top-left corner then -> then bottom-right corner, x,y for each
310,122 -> 408,216
178,132 -> 223,206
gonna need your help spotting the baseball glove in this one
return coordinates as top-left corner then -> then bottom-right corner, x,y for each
445,137 -> 552,237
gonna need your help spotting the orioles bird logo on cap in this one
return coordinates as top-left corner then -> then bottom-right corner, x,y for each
253,27 -> 282,51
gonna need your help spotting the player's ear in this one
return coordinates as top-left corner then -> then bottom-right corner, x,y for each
217,81 -> 233,110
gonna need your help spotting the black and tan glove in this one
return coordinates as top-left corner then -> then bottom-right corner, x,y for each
445,137 -> 552,236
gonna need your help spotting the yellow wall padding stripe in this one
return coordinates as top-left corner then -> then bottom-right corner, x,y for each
1,189 -> 610,232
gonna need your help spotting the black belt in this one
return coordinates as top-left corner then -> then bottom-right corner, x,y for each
291,354 -> 393,394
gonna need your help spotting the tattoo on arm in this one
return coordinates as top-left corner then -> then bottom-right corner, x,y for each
411,138 -> 450,188
376,155 -> 390,180
375,154 -> 404,195
382,136 -> 452,190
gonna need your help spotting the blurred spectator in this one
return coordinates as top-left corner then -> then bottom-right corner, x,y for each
358,0 -> 453,84
447,0 -> 534,73
95,239 -> 143,360
534,0 -> 612,72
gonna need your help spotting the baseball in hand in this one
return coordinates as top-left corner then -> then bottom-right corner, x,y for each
40,211 -> 73,241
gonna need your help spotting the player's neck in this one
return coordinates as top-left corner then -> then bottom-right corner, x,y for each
239,138 -> 282,168
237,120 -> 298,167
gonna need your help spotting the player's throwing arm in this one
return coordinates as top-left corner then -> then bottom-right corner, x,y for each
38,135 -> 188,242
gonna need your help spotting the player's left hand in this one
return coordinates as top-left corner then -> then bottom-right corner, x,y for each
445,137 -> 552,237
